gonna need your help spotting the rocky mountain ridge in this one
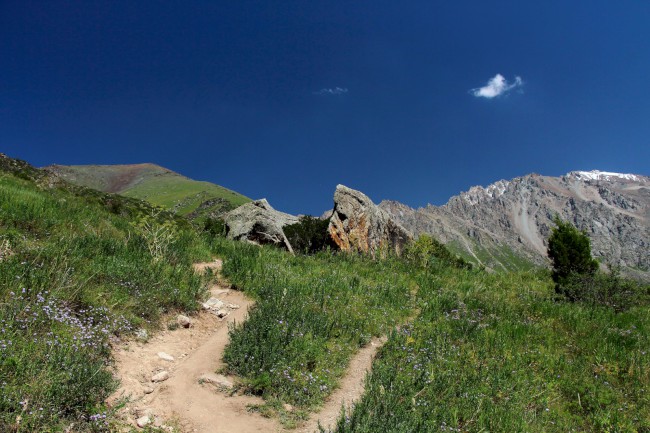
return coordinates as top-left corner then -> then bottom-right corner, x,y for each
380,170 -> 650,280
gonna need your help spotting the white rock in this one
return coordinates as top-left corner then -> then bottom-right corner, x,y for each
142,386 -> 154,394
198,372 -> 233,389
202,298 -> 224,310
227,303 -> 240,309
215,309 -> 229,318
136,415 -> 151,428
151,371 -> 170,382
177,314 -> 191,328
157,352 -> 174,362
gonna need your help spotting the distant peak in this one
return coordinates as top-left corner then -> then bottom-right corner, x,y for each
569,170 -> 641,182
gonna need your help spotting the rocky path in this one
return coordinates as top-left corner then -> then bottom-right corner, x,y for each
108,260 -> 382,433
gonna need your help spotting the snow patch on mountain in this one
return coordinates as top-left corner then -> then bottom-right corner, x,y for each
571,170 -> 641,182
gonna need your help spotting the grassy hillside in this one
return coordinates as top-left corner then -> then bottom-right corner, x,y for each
0,154 -> 212,431
46,163 -> 251,217
2,153 -> 649,432
210,238 -> 649,431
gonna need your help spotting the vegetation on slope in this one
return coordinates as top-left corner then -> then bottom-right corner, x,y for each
332,268 -> 649,432
0,155 -> 212,431
46,163 -> 251,218
213,239 -> 413,412
2,154 -> 648,432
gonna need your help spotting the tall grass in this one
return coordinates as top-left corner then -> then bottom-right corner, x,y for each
331,269 -> 650,432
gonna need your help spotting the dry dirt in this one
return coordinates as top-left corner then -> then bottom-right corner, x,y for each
108,260 -> 383,433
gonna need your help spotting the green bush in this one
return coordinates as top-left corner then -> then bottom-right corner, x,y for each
284,216 -> 333,254
403,234 -> 472,270
203,217 -> 227,237
559,267 -> 649,311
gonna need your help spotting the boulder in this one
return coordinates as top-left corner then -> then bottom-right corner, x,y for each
222,199 -> 298,252
176,314 -> 191,328
328,185 -> 413,256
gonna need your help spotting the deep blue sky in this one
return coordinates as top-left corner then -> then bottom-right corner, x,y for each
2,1 -> 649,215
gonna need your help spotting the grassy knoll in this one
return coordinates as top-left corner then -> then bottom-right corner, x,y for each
0,158 -> 212,431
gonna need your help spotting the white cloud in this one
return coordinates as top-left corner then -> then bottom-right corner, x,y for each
470,74 -> 523,98
313,87 -> 348,96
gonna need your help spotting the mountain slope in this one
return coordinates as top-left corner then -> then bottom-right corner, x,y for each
46,163 -> 251,218
381,170 -> 650,280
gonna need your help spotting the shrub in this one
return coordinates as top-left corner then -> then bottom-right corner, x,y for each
559,267 -> 649,311
203,217 -> 227,237
404,234 -> 472,270
284,216 -> 333,254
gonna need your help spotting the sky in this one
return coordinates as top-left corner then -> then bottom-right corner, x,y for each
1,1 -> 649,215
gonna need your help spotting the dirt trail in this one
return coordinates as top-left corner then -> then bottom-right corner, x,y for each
109,260 -> 383,433
297,337 -> 386,433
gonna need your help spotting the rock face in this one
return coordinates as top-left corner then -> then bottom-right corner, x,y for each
380,170 -> 650,280
222,199 -> 299,252
328,185 -> 413,256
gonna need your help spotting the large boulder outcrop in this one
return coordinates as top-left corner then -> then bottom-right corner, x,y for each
222,199 -> 298,252
328,185 -> 413,256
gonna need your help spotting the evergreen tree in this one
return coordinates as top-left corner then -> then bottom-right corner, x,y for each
547,217 -> 599,297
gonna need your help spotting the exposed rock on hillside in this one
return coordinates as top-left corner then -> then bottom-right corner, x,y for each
222,199 -> 298,252
328,185 -> 412,256
381,170 -> 650,280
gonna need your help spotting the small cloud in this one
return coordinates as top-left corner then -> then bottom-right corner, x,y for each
470,74 -> 523,98
313,87 -> 348,96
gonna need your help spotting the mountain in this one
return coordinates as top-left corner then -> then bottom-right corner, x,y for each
380,170 -> 650,280
45,163 -> 250,219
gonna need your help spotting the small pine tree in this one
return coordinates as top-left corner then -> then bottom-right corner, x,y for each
547,217 -> 599,299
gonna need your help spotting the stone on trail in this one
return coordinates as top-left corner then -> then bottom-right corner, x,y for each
202,297 -> 224,310
215,309 -> 229,318
151,371 -> 170,382
142,386 -> 154,395
136,415 -> 151,428
198,372 -> 233,390
176,314 -> 191,328
157,352 -> 174,362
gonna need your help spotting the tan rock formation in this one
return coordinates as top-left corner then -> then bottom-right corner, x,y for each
328,185 -> 412,256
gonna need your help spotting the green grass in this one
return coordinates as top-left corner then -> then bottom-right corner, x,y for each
122,174 -> 250,215
47,163 -> 251,217
0,164 -> 212,431
448,239 -> 538,272
331,268 -> 650,432
212,239 -> 414,412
